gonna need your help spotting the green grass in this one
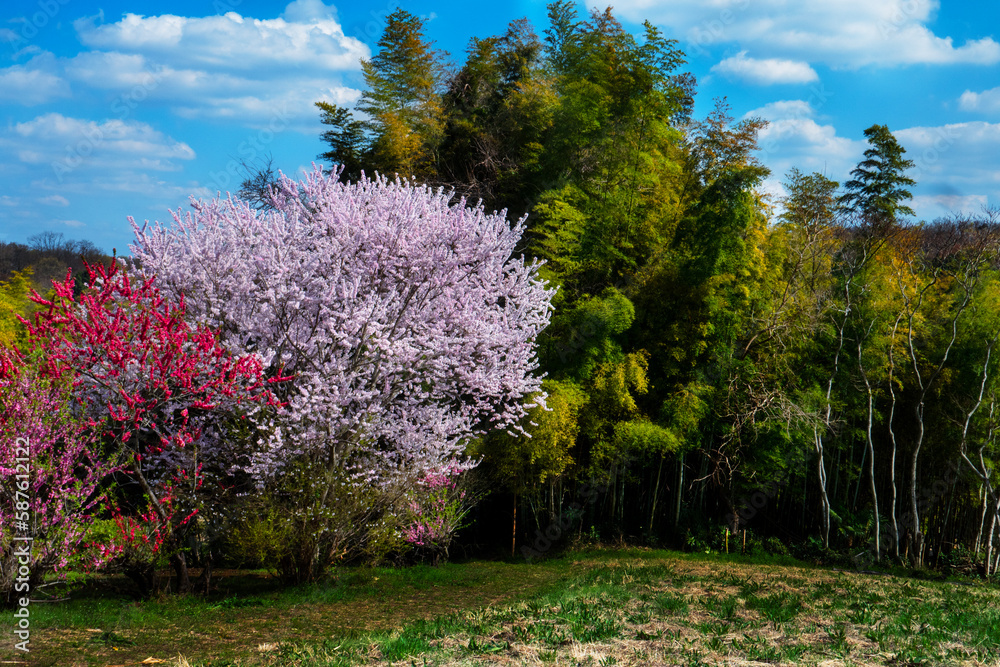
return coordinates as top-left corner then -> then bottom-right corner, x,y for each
3,559 -> 573,666
6,548 -> 1000,666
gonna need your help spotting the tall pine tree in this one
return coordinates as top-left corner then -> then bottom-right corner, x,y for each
839,123 -> 916,228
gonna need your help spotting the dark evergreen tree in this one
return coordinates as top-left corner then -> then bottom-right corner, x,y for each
315,103 -> 365,181
838,123 -> 916,227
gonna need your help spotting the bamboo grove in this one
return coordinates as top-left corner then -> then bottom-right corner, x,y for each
309,1 -> 1000,573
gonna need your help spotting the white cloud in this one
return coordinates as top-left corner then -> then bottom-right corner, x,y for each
0,53 -> 70,105
282,0 -> 338,23
66,52 -> 176,89
911,194 -> 988,217
895,121 -> 1000,181
758,117 -> 863,176
744,99 -> 863,184
599,0 -> 1000,68
892,122 -> 1000,218
56,1 -> 367,127
959,87 -> 1000,114
711,51 -> 818,85
74,7 -> 368,73
39,195 -> 70,206
57,50 -> 361,128
0,196 -> 18,207
745,100 -> 815,120
754,117 -> 1000,221
4,113 -> 195,179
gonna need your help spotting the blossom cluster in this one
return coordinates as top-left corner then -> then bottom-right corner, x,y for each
129,166 -> 554,485
402,465 -> 469,554
0,348 -> 121,590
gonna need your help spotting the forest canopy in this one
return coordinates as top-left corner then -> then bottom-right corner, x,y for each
313,1 -> 1000,573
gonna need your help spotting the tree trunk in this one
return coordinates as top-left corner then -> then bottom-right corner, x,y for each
511,494 -> 517,558
862,370 -> 880,561
902,260 -> 978,567
975,483 -> 988,558
986,497 -> 999,576
814,427 -> 832,548
887,316 -> 902,560
853,434 -> 867,510
816,301 -> 846,549
674,453 -> 685,527
649,453 -> 665,536
909,401 -> 927,567
172,551 -> 191,594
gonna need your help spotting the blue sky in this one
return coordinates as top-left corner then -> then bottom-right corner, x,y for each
2,0 -> 999,254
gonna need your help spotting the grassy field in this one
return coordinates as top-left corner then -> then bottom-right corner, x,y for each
5,549 -> 1000,666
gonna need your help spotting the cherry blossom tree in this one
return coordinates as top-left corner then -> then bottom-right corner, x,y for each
128,166 -> 553,574
129,166 -> 554,481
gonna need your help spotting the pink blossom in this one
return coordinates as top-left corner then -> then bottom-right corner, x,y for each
129,166 -> 554,486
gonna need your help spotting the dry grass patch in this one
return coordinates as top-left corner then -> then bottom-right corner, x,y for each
8,550 -> 1000,666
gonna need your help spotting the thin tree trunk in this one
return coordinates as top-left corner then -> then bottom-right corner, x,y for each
975,483 -> 988,557
649,453 -> 665,536
609,465 -> 617,523
853,435 -> 867,510
550,482 -> 555,524
674,453 -> 685,527
814,427 -> 832,548
936,476 -> 956,568
801,469 -> 808,530
816,296 -> 847,548
909,401 -> 928,567
986,497 -> 1000,576
832,444 -> 842,504
860,357 -> 880,561
511,494 -> 517,558
955,342 -> 999,574
901,250 -> 978,567
887,315 -> 903,560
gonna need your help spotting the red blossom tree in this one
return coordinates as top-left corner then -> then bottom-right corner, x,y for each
20,261 -> 285,593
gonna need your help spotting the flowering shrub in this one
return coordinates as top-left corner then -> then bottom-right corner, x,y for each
402,465 -> 471,563
0,349 -> 120,603
130,166 -> 553,480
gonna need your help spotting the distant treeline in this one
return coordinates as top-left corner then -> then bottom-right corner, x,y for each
0,231 -> 109,289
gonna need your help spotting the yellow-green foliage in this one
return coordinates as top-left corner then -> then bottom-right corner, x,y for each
661,381 -> 713,447
612,419 -> 679,455
530,185 -> 588,290
590,351 -> 649,419
225,503 -> 296,572
586,351 -> 654,475
0,269 -> 35,348
476,379 -> 588,493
